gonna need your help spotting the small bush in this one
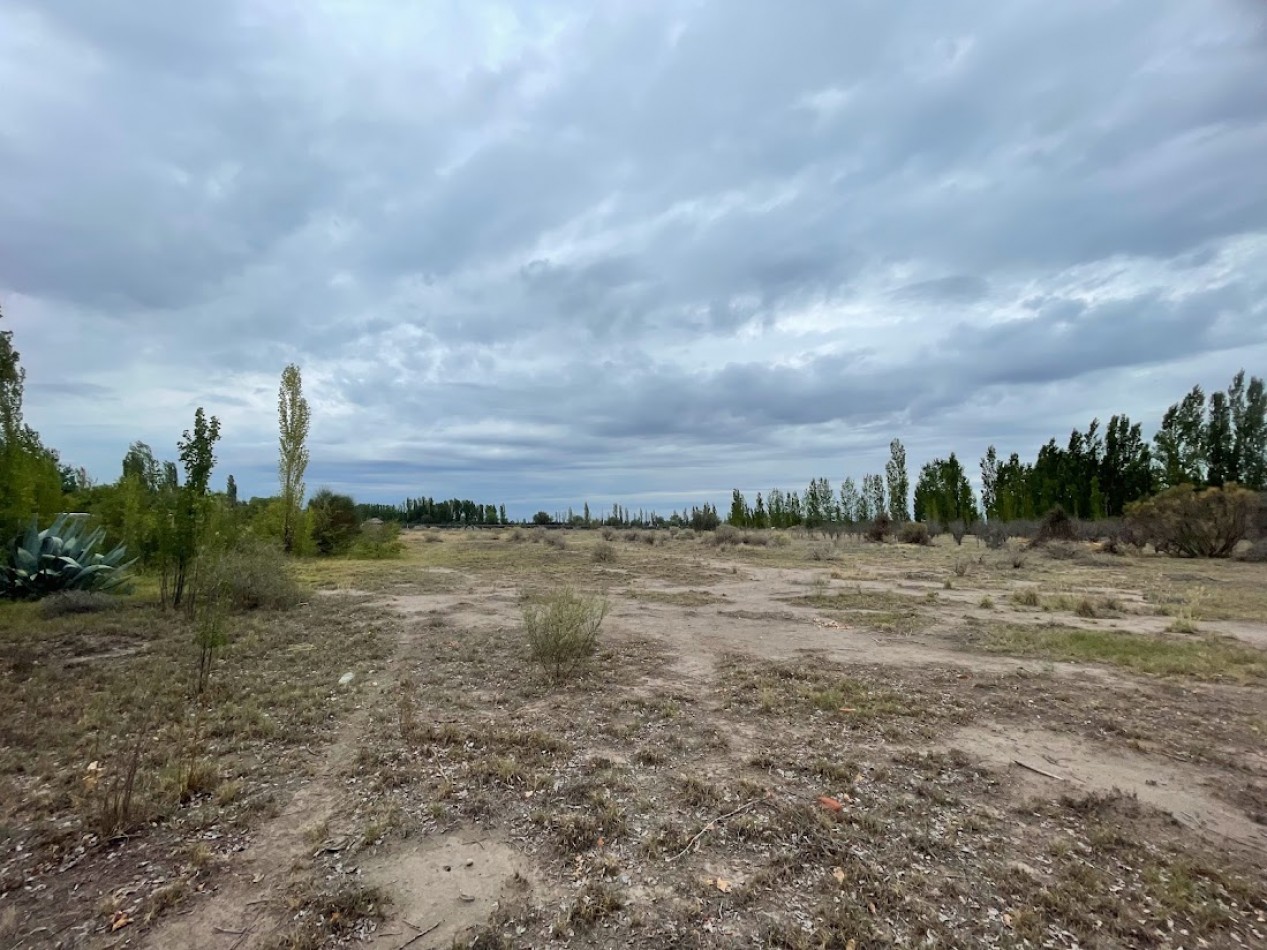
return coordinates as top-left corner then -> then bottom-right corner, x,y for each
1127,484 -> 1258,558
709,524 -> 741,546
544,532 -> 568,550
350,521 -> 404,559
523,589 -> 608,683
591,541 -> 617,564
197,538 -> 303,611
1011,589 -> 1040,608
946,520 -> 968,546
978,522 -> 1008,549
898,522 -> 931,546
678,528 -> 696,541
510,527 -> 527,542
39,590 -> 123,619
770,531 -> 790,547
600,527 -> 616,541
864,514 -> 892,543
421,530 -> 445,543
952,557 -> 970,577
1034,506 -> 1077,545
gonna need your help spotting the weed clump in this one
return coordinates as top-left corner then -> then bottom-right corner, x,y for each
591,541 -> 617,564
523,588 -> 608,683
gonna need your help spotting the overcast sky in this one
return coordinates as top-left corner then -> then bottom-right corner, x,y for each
3,1 -> 1266,515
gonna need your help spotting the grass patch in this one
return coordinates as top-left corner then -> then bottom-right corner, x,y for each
962,623 -> 1267,681
0,592 -> 392,935
622,588 -> 720,607
790,588 -> 929,634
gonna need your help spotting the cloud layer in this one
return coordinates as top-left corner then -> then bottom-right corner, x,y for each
4,1 -> 1266,513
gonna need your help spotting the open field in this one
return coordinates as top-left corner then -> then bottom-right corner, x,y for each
3,528 -> 1266,948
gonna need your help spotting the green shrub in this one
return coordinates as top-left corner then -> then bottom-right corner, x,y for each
1126,484 -> 1258,558
350,521 -> 404,559
2,515 -> 134,600
196,537 -> 303,611
307,489 -> 360,555
523,589 -> 608,682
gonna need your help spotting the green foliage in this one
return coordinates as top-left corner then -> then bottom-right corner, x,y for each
886,439 -> 911,522
161,409 -> 222,608
1154,371 -> 1267,492
523,588 -> 608,683
308,488 -> 360,555
2,515 -> 134,600
0,311 -> 63,539
277,364 -> 311,554
913,453 -> 978,527
532,511 -> 552,525
1126,484 -> 1259,558
350,520 -> 404,559
194,536 -> 303,613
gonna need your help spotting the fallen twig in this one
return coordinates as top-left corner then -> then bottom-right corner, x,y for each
1013,759 -> 1076,783
213,927 -> 251,936
673,797 -> 767,861
398,920 -> 442,949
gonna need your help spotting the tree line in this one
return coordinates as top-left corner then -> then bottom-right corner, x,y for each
723,371 -> 1266,530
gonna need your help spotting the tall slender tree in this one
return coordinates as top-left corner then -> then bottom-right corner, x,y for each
277,364 -> 311,553
885,439 -> 911,522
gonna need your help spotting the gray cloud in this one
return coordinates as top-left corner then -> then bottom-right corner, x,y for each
2,0 -> 1266,514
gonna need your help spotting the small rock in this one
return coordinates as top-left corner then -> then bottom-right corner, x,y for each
338,672 -> 354,686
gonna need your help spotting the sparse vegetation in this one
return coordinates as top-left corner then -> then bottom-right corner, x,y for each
522,588 -> 608,682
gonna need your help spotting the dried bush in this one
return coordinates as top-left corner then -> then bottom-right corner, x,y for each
946,520 -> 968,546
523,588 -> 608,682
600,527 -> 616,541
864,514 -> 892,543
708,524 -> 741,547
977,522 -> 1008,549
678,528 -> 696,541
544,532 -> 568,550
769,531 -> 791,547
898,522 -> 931,546
196,537 -> 303,611
591,541 -> 617,564
1126,484 -> 1258,558
39,590 -> 124,619
1034,506 -> 1077,545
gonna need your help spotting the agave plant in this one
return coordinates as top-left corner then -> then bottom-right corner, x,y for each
2,515 -> 135,600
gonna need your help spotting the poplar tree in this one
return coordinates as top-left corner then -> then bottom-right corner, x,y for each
277,364 -> 311,553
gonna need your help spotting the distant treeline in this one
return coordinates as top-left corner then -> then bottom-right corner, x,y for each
725,370 -> 1266,529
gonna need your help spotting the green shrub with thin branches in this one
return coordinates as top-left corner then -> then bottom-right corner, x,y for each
523,588 -> 608,683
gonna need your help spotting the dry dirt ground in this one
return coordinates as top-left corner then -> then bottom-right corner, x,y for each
3,529 -> 1266,948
